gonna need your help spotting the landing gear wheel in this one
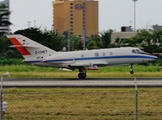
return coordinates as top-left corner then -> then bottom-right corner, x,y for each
78,73 -> 87,79
81,73 -> 86,79
78,73 -> 82,78
130,70 -> 134,74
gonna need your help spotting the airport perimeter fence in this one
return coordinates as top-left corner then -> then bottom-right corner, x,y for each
1,87 -> 162,120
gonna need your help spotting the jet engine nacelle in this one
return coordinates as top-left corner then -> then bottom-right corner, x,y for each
86,65 -> 99,70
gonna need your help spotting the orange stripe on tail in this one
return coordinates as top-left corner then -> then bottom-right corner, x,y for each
9,38 -> 31,55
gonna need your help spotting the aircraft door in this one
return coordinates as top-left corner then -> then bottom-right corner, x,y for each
69,54 -> 75,63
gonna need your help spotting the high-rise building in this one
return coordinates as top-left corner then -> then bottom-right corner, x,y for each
52,0 -> 98,37
0,0 -> 10,34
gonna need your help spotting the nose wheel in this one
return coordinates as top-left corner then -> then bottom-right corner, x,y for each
130,64 -> 134,74
130,70 -> 134,74
78,72 -> 87,79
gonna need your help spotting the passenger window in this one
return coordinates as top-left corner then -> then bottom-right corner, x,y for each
81,54 -> 84,58
95,52 -> 99,57
110,52 -> 113,55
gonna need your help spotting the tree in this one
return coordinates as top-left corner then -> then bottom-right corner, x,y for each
86,34 -> 102,49
0,4 -> 12,34
69,36 -> 82,51
0,11 -> 12,26
14,27 -> 65,51
99,29 -> 113,48
48,30 -> 65,51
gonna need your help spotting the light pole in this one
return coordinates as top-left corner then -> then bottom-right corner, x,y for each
27,21 -> 31,28
132,0 -> 137,31
67,30 -> 70,51
34,20 -> 36,28
0,72 -> 10,119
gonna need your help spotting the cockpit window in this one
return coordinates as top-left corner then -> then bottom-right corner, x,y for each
137,49 -> 148,54
132,49 -> 149,55
132,50 -> 137,53
136,49 -> 141,54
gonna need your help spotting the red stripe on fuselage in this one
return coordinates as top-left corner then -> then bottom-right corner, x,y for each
9,38 -> 31,55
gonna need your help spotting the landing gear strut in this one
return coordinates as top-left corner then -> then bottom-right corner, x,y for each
78,67 -> 87,79
130,64 -> 134,74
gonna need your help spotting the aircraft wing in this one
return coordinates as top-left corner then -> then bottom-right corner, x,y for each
69,62 -> 91,67
69,61 -> 108,67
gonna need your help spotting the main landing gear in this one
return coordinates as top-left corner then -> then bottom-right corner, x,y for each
130,64 -> 134,74
78,72 -> 87,79
78,67 -> 87,79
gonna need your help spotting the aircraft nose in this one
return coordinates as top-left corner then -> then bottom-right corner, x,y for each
143,55 -> 157,63
150,55 -> 157,60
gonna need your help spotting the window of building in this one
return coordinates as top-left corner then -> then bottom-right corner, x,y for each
83,2 -> 85,8
70,14 -> 73,16
70,18 -> 73,20
70,32 -> 73,35
70,3 -> 73,5
70,7 -> 73,9
70,28 -> 73,31
70,25 -> 73,27
70,21 -> 73,24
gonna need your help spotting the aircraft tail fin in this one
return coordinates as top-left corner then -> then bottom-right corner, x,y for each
6,34 -> 56,61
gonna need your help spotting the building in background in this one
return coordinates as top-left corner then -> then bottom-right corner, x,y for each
0,0 -> 10,34
111,26 -> 135,43
52,0 -> 98,37
152,25 -> 162,31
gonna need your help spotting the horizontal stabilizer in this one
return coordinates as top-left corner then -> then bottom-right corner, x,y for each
9,45 -> 39,48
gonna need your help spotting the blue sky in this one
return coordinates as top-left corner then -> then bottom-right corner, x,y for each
7,0 -> 162,32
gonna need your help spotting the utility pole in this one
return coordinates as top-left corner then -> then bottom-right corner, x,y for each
132,0 -> 137,31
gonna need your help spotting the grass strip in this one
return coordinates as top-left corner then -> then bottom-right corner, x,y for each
3,88 -> 162,120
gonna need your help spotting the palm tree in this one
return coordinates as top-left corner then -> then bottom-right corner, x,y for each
0,4 -> 12,34
86,34 -> 102,49
99,29 -> 113,48
69,36 -> 83,51
49,30 -> 65,51
0,11 -> 12,26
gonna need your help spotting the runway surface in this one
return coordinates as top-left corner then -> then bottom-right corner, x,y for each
3,78 -> 162,87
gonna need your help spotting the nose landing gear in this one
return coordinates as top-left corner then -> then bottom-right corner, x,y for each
130,64 -> 134,74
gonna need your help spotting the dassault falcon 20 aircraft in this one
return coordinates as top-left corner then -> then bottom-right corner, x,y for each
7,34 -> 157,79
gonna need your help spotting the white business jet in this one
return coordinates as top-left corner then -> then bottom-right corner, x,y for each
7,34 -> 157,79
